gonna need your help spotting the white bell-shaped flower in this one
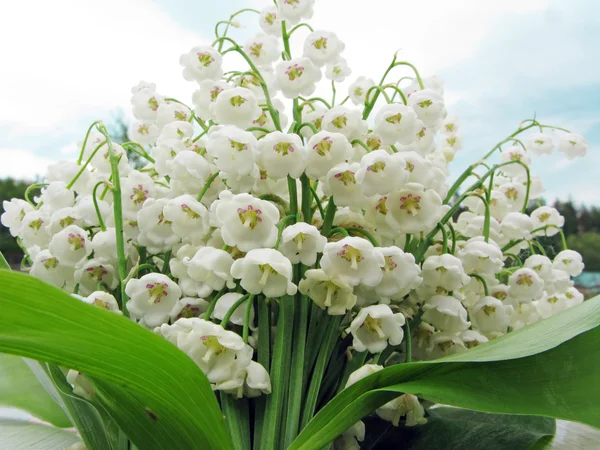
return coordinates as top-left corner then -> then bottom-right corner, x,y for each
500,145 -> 531,179
170,297 -> 209,321
375,246 -> 422,301
170,244 -> 213,298
163,195 -> 210,245
130,82 -> 163,122
179,45 -> 223,83
222,360 -> 272,398
509,268 -> 544,303
48,224 -> 91,267
334,421 -> 365,450
244,32 -> 280,67
84,291 -> 121,314
128,121 -> 159,146
73,258 -> 118,296
545,268 -> 573,295
373,104 -> 419,145
458,238 -> 503,276
527,132 -> 554,156
278,0 -> 315,23
30,249 -> 74,290
347,304 -> 405,353
346,364 -> 384,387
206,126 -> 258,177
348,76 -> 375,106
66,370 -> 95,401
256,131 -> 307,179
407,88 -> 447,128
553,250 -> 584,277
231,248 -> 297,297
376,394 -> 427,427
305,131 -> 353,180
137,198 -> 180,254
303,30 -> 345,67
460,330 -> 489,349
156,101 -> 192,128
322,162 -> 366,208
535,292 -> 568,319
442,115 -> 460,134
322,106 -> 367,141
510,302 -> 541,330
470,296 -> 511,338
157,318 -> 251,386
299,269 -> 357,315
121,170 -> 156,220
565,286 -> 584,308
279,222 -> 327,266
1,199 -> 33,237
428,332 -> 467,359
185,246 -> 236,291
500,212 -> 533,241
125,273 -> 182,327
355,151 -> 409,196
210,87 -> 263,128
192,80 -> 232,121
46,160 -> 91,195
421,254 -> 470,292
558,133 -> 588,160
386,183 -> 445,234
422,295 -> 470,333
321,236 -> 385,287
325,57 -> 351,82
215,192 -> 279,252
40,181 -> 75,211
259,6 -> 282,36
523,254 -> 553,283
531,206 -> 565,237
275,57 -> 322,99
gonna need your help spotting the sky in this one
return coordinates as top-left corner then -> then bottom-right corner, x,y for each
0,0 -> 598,204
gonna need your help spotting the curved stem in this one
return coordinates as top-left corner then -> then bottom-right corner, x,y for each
503,252 -> 523,267
275,214 -> 298,249
382,84 -> 408,105
350,139 -> 371,154
67,140 -> 107,189
321,197 -> 337,236
242,294 -> 255,343
404,320 -> 412,363
77,120 -> 102,165
287,22 -> 315,36
221,294 -> 251,328
296,122 -> 319,135
469,273 -> 489,296
345,227 -> 380,247
197,172 -> 220,202
204,286 -> 228,321
328,227 -> 350,238
309,183 -> 326,219
466,193 -> 490,243
447,222 -> 457,254
92,181 -> 107,232
299,97 -> 332,110
24,183 -> 47,207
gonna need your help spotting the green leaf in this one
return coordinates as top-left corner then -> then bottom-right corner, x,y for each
0,271 -> 233,450
0,419 -> 82,450
290,295 -> 600,450
0,354 -> 71,428
362,408 -> 556,450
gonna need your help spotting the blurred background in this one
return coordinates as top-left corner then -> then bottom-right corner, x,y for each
0,0 -> 599,292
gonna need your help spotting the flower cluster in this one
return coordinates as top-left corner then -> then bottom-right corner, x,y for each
1,0 -> 588,443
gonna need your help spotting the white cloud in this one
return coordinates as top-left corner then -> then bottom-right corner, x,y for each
0,0 -> 207,132
0,149 -> 56,180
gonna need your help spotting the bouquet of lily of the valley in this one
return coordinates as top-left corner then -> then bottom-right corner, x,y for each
1,1 -> 600,449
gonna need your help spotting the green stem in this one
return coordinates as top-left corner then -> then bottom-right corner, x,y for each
345,227 -> 380,247
309,183 -> 326,220
92,182 -> 107,232
204,286 -> 228,320
404,320 -> 412,362
275,215 -> 298,249
122,142 -> 155,163
321,197 -> 336,236
67,140 -> 107,189
504,252 -> 523,267
299,97 -> 332,109
447,222 -> 457,254
382,84 -> 408,105
350,139 -> 371,154
296,122 -> 319,135
282,20 -> 292,59
197,172 -> 220,202
331,81 -> 336,106
469,273 -> 489,296
242,295 -> 254,343
96,124 -> 128,315
220,393 -> 251,450
77,120 -> 102,165
300,174 -> 313,223
328,227 -> 350,238
221,294 -> 250,328
288,175 -> 298,217
287,22 -> 315,36
24,183 -> 47,207
466,193 -> 490,242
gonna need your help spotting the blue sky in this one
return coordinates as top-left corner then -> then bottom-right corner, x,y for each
0,0 -> 598,204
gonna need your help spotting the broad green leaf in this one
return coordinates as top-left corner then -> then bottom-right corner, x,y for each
0,419 -> 81,449
0,354 -> 71,428
0,271 -> 233,450
290,295 -> 600,450
362,408 -> 555,450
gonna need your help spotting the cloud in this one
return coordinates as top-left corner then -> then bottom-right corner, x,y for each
0,0 -> 207,132
0,149 -> 56,180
